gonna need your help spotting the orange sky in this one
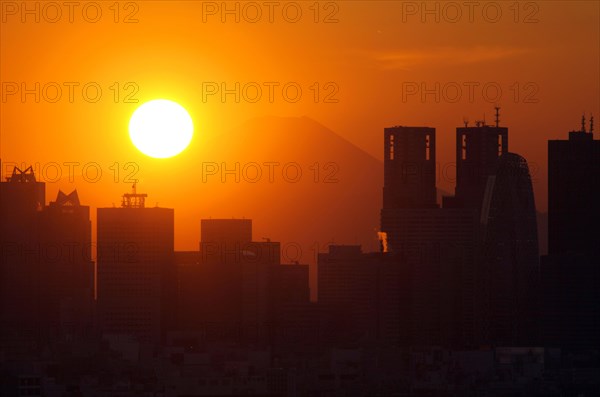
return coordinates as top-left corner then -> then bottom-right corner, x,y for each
1,1 -> 599,257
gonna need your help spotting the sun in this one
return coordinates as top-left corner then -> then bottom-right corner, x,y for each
129,99 -> 194,158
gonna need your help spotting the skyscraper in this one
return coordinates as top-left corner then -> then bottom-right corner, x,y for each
1,166 -> 94,345
179,219 -> 299,346
196,219 -> 257,342
97,186 -> 175,343
318,245 -> 380,346
201,218 -> 253,250
542,118 -> 600,350
317,245 -> 405,347
382,126 -> 437,210
38,190 -> 94,338
379,111 -> 539,347
454,118 -> 508,209
548,117 -> 600,257
447,112 -> 542,347
380,125 -> 479,347
0,165 -> 45,345
268,262 -> 317,353
381,126 -> 440,256
480,153 -> 539,345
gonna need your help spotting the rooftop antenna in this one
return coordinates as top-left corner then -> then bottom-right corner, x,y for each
121,179 -> 147,208
463,116 -> 469,127
590,115 -> 594,133
494,106 -> 500,127
581,114 -> 586,132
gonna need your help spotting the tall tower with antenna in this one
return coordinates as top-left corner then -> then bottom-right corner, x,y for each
453,106 -> 508,209
548,116 -> 599,255
97,187 -> 175,343
544,115 -> 600,351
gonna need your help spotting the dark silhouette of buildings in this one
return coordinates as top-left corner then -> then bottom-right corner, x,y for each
268,259 -> 316,352
382,126 -> 437,211
97,185 -> 175,344
201,218 -> 253,247
0,165 -> 94,348
38,190 -> 94,338
542,117 -> 600,351
453,121 -> 508,209
378,111 -> 539,348
446,114 -> 538,347
200,219 -> 276,345
0,166 -> 45,346
548,117 -> 600,258
317,245 -> 405,347
176,219 -> 313,348
480,152 -> 539,346
1,110 -> 599,395
380,125 -> 479,347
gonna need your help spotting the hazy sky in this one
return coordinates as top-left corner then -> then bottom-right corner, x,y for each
1,1 -> 599,252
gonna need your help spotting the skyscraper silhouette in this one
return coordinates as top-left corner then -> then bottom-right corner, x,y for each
177,219 -> 309,347
447,114 -> 540,347
0,165 -> 94,347
480,153 -> 539,346
382,126 -> 437,210
542,118 -> 600,351
453,120 -> 508,209
38,190 -> 94,338
548,118 -> 600,257
97,186 -> 175,344
0,166 -> 45,346
379,112 -> 539,347
317,245 -> 405,347
380,126 -> 478,346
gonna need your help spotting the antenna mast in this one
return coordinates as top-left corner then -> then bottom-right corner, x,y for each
121,180 -> 147,208
494,106 -> 500,127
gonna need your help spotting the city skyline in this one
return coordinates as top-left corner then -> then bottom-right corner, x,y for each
0,112 -> 592,290
2,2 -> 599,246
1,112 -> 599,395
1,1 -> 598,395
0,111 -> 594,305
2,111 -> 588,251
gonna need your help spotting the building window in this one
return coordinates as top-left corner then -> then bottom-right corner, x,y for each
389,134 -> 395,160
425,134 -> 431,160
461,134 -> 467,160
498,134 -> 503,157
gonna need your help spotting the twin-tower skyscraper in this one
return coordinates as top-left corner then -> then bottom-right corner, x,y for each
380,111 -> 539,346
